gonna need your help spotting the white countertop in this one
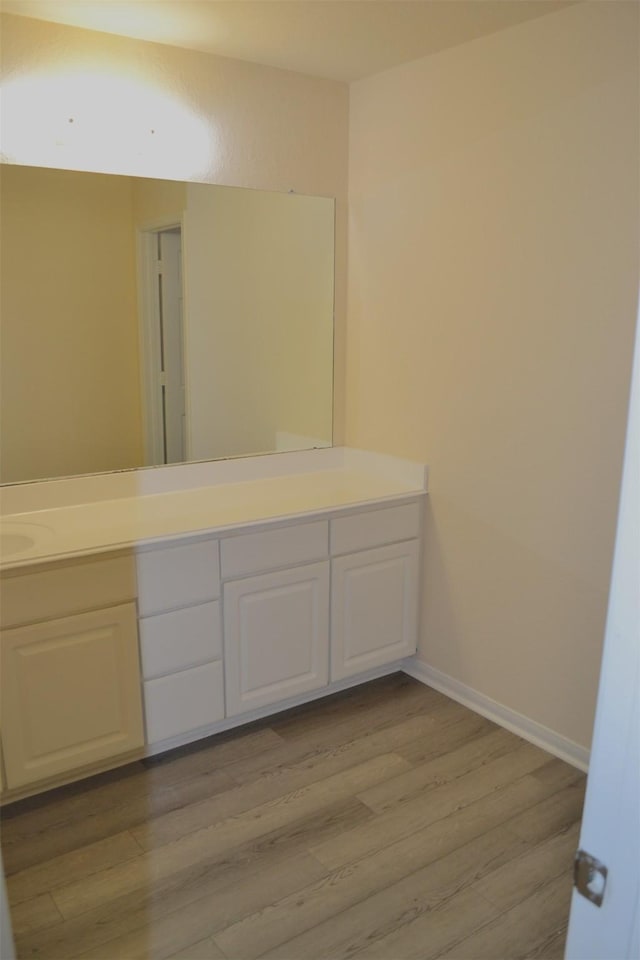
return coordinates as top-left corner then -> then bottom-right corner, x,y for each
1,448 -> 427,570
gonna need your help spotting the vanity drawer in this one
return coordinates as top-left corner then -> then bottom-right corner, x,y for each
136,538 -> 220,616
220,521 -> 328,579
0,553 -> 136,628
143,660 -> 225,744
139,601 -> 222,680
330,502 -> 421,556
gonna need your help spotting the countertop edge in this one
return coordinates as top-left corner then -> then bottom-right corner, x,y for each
1,486 -> 427,573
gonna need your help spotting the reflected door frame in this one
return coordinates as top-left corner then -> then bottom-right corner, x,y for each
136,218 -> 188,467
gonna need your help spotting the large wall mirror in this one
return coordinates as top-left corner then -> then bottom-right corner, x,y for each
0,164 -> 335,485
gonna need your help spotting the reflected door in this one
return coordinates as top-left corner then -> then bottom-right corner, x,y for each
139,224 -> 187,466
158,229 -> 186,463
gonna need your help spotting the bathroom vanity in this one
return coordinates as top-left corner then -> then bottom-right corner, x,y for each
0,448 -> 427,801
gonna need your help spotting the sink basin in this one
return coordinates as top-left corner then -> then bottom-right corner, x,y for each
1,532 -> 37,555
0,521 -> 53,558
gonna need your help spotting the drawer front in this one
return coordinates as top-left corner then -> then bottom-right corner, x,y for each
330,502 -> 421,556
144,660 -> 224,745
220,521 -> 328,579
139,601 -> 222,680
137,539 -> 219,616
0,553 -> 137,628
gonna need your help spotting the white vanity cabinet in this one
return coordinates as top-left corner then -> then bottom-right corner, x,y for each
0,554 -> 144,791
330,504 -> 421,681
136,537 -> 225,745
222,523 -> 330,716
220,506 -> 421,717
139,505 -> 421,742
0,448 -> 427,797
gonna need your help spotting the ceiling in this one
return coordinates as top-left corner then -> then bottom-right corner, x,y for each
0,0 -> 574,82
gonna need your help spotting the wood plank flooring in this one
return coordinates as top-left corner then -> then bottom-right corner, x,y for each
1,674 -> 585,960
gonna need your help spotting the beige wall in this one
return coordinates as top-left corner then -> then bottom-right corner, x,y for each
0,12 -> 349,445
131,178 -> 187,227
347,1 -> 639,748
269,195 -> 335,447
0,165 -> 143,482
185,184 -> 334,461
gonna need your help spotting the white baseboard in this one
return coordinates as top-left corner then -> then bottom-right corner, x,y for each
403,658 -> 590,773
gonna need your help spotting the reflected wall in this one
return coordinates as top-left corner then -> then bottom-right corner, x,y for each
0,164 -> 334,483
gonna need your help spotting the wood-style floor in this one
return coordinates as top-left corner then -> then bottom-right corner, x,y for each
1,674 -> 585,960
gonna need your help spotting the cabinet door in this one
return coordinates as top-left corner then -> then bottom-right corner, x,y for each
1,604 -> 144,789
331,541 -> 419,681
224,562 -> 329,717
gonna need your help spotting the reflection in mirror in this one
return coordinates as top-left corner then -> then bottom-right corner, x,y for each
0,165 -> 335,484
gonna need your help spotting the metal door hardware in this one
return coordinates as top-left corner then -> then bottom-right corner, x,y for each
574,849 -> 608,907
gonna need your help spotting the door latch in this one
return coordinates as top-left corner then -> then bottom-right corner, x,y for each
574,849 -> 608,907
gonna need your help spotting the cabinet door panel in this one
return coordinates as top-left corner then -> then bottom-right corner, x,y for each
1,604 -> 144,789
224,562 -> 329,716
331,541 -> 419,681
